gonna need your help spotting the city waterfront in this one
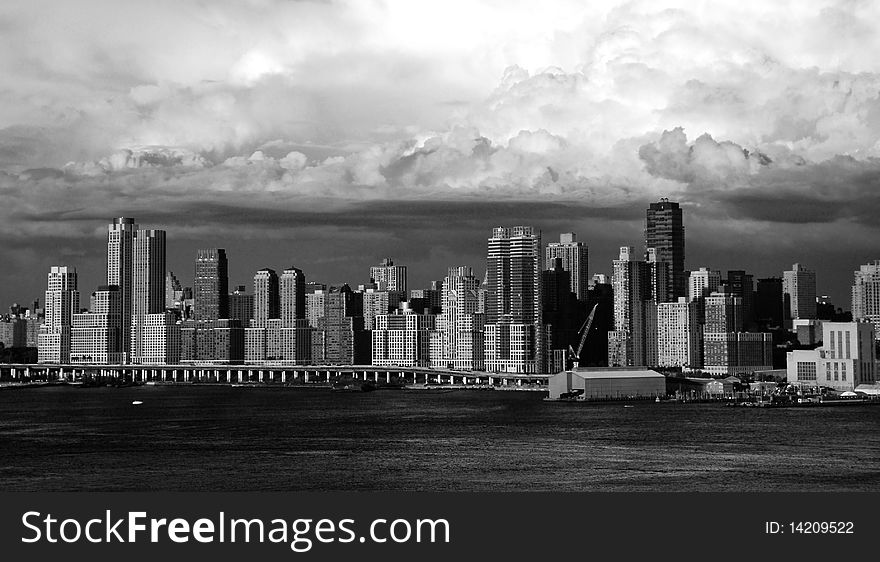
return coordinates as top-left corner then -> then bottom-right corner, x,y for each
1,386 -> 877,492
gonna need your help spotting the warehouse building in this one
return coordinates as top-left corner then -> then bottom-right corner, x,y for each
548,367 -> 666,400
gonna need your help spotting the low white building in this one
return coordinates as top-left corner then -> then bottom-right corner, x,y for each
548,367 -> 666,400
786,321 -> 877,391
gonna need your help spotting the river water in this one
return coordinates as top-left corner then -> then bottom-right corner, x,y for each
1,386 -> 877,491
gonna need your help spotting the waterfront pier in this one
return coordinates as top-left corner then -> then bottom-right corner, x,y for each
0,363 -> 549,389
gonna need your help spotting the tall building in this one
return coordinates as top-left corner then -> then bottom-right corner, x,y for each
542,258 -> 585,359
252,268 -> 279,328
486,226 -> 542,325
194,249 -> 229,321
701,291 -> 772,376
372,313 -> 436,367
646,247 -> 672,303
484,226 -> 546,373
71,285 -> 123,364
645,199 -> 685,298
688,268 -> 721,302
280,267 -> 306,327
852,260 -> 880,339
656,298 -> 702,369
165,271 -> 182,310
783,263 -> 817,321
608,246 -> 651,367
369,258 -> 407,293
317,284 -> 369,364
130,229 -> 166,363
37,266 -> 79,363
726,270 -> 755,331
545,232 -> 589,301
704,291 -> 744,334
107,217 -> 137,357
755,277 -> 784,329
229,286 -> 254,325
432,266 -> 484,371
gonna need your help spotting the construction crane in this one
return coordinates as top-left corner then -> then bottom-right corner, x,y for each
567,303 -> 599,371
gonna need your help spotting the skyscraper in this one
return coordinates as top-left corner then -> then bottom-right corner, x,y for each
165,271 -> 182,309
107,217 -> 137,357
280,267 -> 306,327
486,226 -> 542,325
608,246 -> 651,367
645,199 -> 686,298
852,260 -> 880,340
37,266 -> 79,363
726,270 -> 755,331
545,232 -> 589,301
755,277 -> 784,329
688,268 -> 721,302
783,263 -> 816,321
229,286 -> 254,324
194,249 -> 228,321
484,226 -> 546,373
252,268 -> 279,328
433,266 -> 484,371
369,258 -> 407,293
130,229 -> 166,363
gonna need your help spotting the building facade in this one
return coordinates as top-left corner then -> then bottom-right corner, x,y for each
645,199 -> 685,298
369,258 -> 407,293
783,263 -> 817,321
545,232 -> 589,301
485,226 -> 545,373
130,229 -> 166,363
786,322 -> 877,391
38,266 -> 80,363
852,260 -> 880,340
194,249 -> 229,321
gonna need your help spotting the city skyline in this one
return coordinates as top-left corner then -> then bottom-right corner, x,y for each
2,1 -> 880,313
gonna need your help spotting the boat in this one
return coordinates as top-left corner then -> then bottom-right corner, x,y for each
131,400 -> 143,405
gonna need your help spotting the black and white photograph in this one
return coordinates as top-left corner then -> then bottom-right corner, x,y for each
0,0 -> 878,555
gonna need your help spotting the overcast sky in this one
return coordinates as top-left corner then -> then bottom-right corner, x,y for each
1,0 -> 878,308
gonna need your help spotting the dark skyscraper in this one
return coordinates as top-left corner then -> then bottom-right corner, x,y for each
645,199 -> 685,299
755,277 -> 784,329
726,270 -> 755,330
194,249 -> 228,321
280,267 -> 306,326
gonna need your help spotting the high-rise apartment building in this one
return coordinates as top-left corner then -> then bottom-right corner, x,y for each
107,217 -> 137,356
369,258 -> 407,293
688,268 -> 721,302
645,199 -> 685,298
71,285 -> 123,364
852,260 -> 880,339
432,266 -> 484,371
252,268 -> 279,328
130,229 -> 166,363
38,266 -> 79,363
608,246 -> 651,367
545,232 -> 589,301
372,313 -> 436,367
194,249 -> 229,321
484,226 -> 546,373
783,263 -> 817,321
656,298 -> 702,369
